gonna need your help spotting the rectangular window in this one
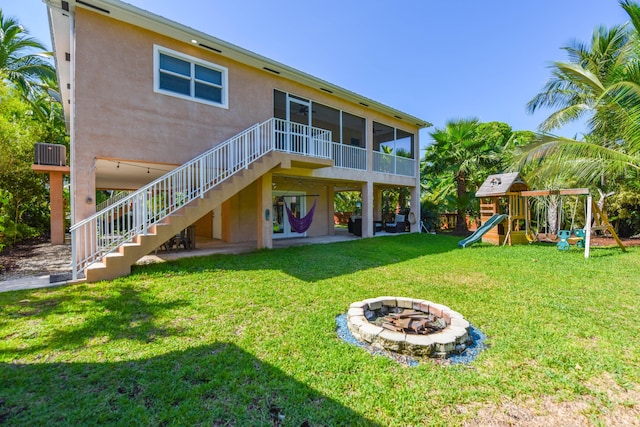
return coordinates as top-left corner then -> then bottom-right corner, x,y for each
154,45 -> 228,108
373,121 -> 415,158
312,102 -> 340,143
342,112 -> 365,148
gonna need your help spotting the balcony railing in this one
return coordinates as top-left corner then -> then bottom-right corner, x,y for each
373,152 -> 416,176
274,120 -> 333,158
331,143 -> 367,170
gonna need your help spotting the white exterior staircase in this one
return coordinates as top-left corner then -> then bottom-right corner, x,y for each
71,118 -> 332,282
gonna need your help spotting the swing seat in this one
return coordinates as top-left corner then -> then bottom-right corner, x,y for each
525,230 -> 538,243
556,230 -> 571,251
538,233 -> 559,243
573,228 -> 586,248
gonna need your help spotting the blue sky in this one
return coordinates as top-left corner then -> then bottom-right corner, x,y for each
2,0 -> 631,148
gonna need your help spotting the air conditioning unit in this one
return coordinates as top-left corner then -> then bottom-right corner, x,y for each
34,143 -> 67,166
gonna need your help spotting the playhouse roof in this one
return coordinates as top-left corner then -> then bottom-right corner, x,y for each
475,172 -> 529,197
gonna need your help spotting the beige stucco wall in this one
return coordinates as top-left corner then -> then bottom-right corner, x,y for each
71,8 -> 421,238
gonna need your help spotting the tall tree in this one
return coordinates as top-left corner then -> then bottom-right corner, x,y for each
0,9 -> 55,101
0,13 -> 65,248
0,81 -> 51,247
517,1 -> 640,188
526,22 -> 631,138
422,118 -> 502,231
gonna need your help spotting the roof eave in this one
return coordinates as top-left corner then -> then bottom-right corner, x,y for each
45,0 -> 431,129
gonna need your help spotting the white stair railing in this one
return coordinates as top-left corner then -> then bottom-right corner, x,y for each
70,117 -> 332,279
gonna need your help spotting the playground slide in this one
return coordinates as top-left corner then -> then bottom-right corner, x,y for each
457,214 -> 508,248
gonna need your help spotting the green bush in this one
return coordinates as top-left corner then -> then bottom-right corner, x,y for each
0,82 -> 63,248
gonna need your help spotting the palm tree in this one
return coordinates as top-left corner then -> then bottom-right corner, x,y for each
422,118 -> 501,231
0,9 -> 55,100
526,22 -> 631,139
517,0 -> 640,187
28,74 -> 65,123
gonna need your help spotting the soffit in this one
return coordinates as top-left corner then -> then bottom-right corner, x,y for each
95,158 -> 177,190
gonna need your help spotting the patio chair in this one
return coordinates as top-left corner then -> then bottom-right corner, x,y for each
349,216 -> 362,236
385,214 -> 406,233
173,225 -> 195,250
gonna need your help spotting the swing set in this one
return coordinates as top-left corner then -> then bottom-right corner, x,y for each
520,188 -> 626,257
473,173 -> 625,258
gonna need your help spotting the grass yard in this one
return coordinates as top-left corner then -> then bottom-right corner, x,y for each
1,234 -> 639,426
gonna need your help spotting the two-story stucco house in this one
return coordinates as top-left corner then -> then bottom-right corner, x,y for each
44,0 -> 430,281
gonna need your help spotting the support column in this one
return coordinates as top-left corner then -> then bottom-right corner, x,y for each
49,171 -> 66,245
410,185 -> 421,233
361,181 -> 373,238
327,184 -> 335,235
374,187 -> 383,221
411,130 -> 422,233
256,174 -> 273,249
221,200 -> 231,242
73,160 -> 96,223
31,165 -> 70,245
585,194 -> 592,259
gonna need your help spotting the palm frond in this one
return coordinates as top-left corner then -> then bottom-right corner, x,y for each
620,0 -> 640,36
514,133 -> 639,185
538,104 -> 591,132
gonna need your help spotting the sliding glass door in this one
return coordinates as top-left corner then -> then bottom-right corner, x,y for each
272,192 -> 306,239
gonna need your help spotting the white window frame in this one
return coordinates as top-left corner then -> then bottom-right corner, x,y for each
153,45 -> 229,109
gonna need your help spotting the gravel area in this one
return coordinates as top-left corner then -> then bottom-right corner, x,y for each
0,237 -> 72,282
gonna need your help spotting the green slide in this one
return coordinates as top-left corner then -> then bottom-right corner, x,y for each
457,214 -> 508,248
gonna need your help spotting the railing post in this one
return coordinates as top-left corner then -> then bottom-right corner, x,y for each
199,157 -> 205,198
271,119 -> 276,151
286,121 -> 291,153
142,190 -> 148,235
71,229 -> 78,280
244,132 -> 249,169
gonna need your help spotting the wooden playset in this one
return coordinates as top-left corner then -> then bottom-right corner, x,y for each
471,172 -> 626,258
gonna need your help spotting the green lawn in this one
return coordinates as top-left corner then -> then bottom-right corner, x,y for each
1,234 -> 638,426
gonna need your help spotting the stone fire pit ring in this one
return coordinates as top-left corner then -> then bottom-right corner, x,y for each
347,297 -> 472,358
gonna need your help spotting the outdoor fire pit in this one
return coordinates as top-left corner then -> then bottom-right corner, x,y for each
347,297 -> 472,358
